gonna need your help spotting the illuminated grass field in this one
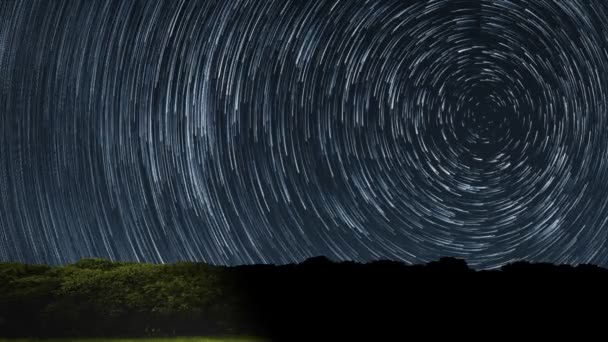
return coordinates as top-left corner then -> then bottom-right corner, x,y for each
0,338 -> 265,342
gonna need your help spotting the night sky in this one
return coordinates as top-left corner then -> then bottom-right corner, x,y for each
1,0 -> 608,269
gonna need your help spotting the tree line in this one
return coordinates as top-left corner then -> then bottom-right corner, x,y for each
0,258 -> 254,337
2,256 -> 608,340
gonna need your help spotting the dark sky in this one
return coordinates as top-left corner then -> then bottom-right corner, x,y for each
1,0 -> 608,268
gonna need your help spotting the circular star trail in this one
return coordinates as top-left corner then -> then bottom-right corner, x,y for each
2,0 -> 608,268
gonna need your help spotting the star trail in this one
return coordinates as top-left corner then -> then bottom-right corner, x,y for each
1,0 -> 608,268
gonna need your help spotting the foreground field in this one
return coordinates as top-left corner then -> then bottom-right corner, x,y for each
0,338 -> 264,342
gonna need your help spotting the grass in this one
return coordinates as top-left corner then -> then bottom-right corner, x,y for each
0,338 -> 265,342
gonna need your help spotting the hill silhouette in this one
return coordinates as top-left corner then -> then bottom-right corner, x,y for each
2,257 -> 608,340
233,257 -> 608,339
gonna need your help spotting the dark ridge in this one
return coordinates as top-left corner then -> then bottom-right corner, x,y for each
1,257 -> 608,340
235,257 -> 608,339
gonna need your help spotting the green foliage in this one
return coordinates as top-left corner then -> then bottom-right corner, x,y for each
71,258 -> 127,270
0,262 -> 52,288
0,260 -> 247,338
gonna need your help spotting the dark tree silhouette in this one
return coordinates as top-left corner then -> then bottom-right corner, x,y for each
1,257 -> 608,340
